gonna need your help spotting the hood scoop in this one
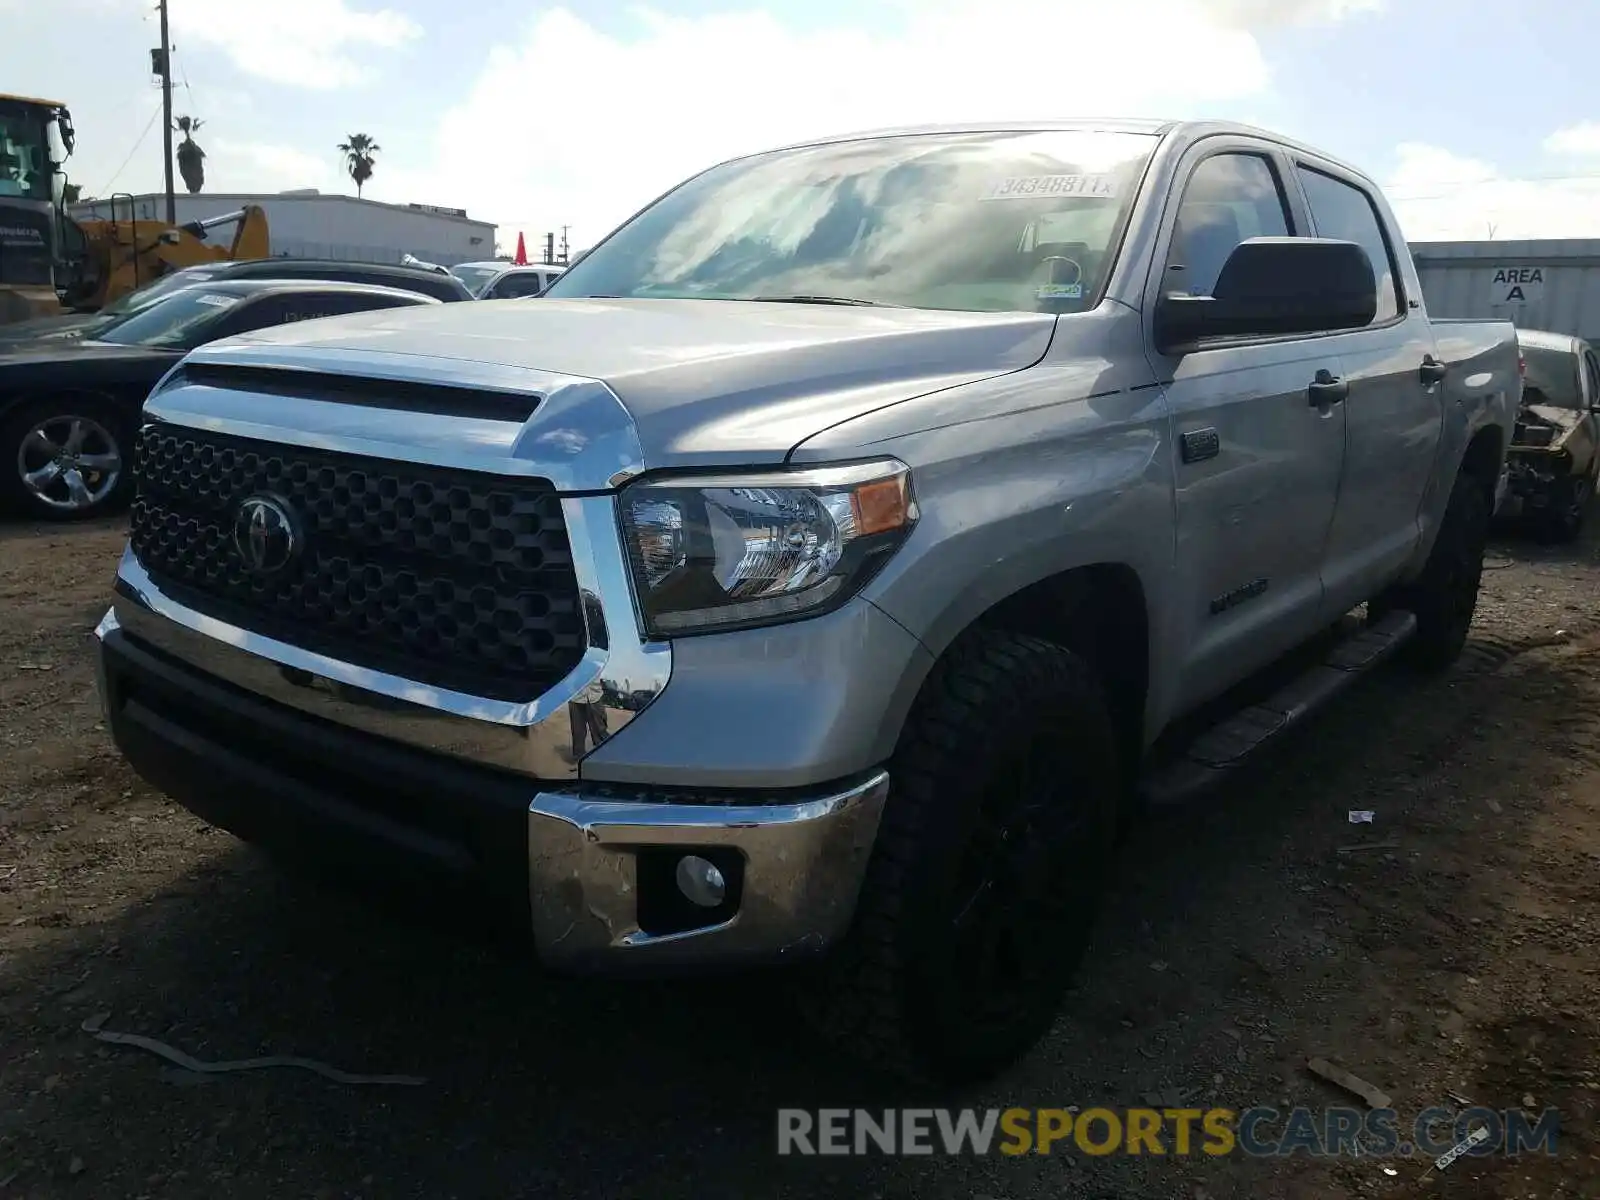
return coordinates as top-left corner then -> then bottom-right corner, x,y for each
174,362 -> 543,423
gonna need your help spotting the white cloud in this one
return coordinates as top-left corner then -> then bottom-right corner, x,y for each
1543,121 -> 1600,158
206,139 -> 344,193
362,0 -> 1284,247
1385,141 -> 1600,242
1207,0 -> 1383,26
170,0 -> 421,90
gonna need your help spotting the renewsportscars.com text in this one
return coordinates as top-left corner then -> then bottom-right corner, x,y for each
776,1106 -> 1559,1159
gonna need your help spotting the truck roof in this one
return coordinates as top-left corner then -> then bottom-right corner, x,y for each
763,119 -> 1382,187
0,92 -> 68,108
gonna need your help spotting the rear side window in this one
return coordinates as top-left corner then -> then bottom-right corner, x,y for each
1165,153 -> 1291,299
318,292 -> 428,315
1295,166 -> 1400,323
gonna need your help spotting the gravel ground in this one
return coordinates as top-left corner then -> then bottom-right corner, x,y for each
0,513 -> 1597,1199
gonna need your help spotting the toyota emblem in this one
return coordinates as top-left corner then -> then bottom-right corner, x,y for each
233,494 -> 302,575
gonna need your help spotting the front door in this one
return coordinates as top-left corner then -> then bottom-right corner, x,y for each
1146,143 -> 1349,714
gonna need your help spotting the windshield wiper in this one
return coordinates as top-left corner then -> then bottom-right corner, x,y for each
749,294 -> 894,307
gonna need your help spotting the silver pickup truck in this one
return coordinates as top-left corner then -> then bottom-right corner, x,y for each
95,120 -> 1519,1083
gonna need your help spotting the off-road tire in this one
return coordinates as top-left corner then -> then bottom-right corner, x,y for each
0,396 -> 135,521
1387,468 -> 1492,672
798,627 -> 1121,1084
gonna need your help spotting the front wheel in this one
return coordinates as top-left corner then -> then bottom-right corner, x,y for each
0,398 -> 134,521
799,628 -> 1122,1084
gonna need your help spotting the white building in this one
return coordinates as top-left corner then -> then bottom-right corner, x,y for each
68,190 -> 497,267
1410,239 -> 1600,345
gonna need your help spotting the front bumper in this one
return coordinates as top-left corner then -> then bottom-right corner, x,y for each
95,611 -> 888,971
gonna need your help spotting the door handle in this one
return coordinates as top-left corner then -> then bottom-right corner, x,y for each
1419,355 -> 1448,385
1308,369 -> 1348,407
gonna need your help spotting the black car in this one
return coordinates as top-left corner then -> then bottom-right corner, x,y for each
0,256 -> 474,345
0,278 -> 439,521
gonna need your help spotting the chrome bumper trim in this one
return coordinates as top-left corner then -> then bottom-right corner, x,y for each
101,494 -> 672,780
528,771 -> 890,969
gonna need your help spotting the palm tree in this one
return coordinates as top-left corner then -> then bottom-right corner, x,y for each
338,133 -> 380,198
175,116 -> 206,194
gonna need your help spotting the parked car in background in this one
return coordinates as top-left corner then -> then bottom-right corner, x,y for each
480,265 -> 565,299
1501,328 -> 1600,540
448,259 -> 511,296
0,279 -> 440,520
94,119 -> 1518,1084
0,257 -> 472,346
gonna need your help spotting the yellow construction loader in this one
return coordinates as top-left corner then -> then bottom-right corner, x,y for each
0,91 -> 271,324
60,201 -> 271,312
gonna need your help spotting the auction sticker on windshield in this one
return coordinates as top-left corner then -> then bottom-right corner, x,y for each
191,294 -> 239,308
984,174 -> 1120,200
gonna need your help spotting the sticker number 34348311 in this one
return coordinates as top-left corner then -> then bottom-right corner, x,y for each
984,174 -> 1120,201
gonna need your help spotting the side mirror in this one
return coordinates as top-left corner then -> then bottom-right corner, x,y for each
1153,237 -> 1377,355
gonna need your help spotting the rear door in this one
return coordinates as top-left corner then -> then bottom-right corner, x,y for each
1291,159 -> 1444,620
1144,139 -> 1349,712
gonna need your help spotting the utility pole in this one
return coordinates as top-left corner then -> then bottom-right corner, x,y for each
560,224 -> 570,265
155,0 -> 176,223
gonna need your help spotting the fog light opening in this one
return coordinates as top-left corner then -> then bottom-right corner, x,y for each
675,854 -> 727,908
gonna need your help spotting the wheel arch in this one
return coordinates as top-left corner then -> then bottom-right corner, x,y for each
892,561 -> 1153,779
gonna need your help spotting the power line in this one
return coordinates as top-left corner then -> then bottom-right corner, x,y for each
97,98 -> 165,196
1389,169 -> 1600,202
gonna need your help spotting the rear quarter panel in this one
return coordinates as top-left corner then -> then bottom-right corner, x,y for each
1407,317 -> 1519,575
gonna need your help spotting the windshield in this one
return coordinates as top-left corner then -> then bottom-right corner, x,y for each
1521,344 -> 1583,410
450,264 -> 505,294
92,289 -> 240,348
0,101 -> 53,202
99,269 -> 219,318
545,129 -> 1158,314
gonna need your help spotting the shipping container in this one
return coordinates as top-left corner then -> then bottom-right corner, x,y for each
1410,239 -> 1600,343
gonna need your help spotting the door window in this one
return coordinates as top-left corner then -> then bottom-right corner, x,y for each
1164,153 -> 1292,299
488,272 -> 546,298
1295,166 -> 1400,323
1584,348 -> 1600,407
208,298 -> 287,339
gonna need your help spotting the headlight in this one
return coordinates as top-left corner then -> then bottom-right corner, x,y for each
618,459 -> 918,636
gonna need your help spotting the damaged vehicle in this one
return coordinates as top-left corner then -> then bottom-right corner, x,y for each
1502,328 -> 1600,540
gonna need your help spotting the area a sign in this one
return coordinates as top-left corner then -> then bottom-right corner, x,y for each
1491,266 -> 1544,305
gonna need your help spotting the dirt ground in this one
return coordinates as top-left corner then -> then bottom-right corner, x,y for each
0,513 -> 1597,1200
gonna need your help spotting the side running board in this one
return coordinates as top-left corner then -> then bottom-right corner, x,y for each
1139,609 -> 1418,807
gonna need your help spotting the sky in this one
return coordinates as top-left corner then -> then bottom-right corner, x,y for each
3,0 -> 1599,254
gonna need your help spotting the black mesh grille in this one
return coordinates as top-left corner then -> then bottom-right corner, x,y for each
129,423 -> 587,702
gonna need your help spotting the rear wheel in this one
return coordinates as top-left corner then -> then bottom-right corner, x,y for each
799,628 -> 1121,1084
1384,468 -> 1491,672
0,397 -> 133,521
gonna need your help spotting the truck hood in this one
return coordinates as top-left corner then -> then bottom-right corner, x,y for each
207,298 -> 1057,467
